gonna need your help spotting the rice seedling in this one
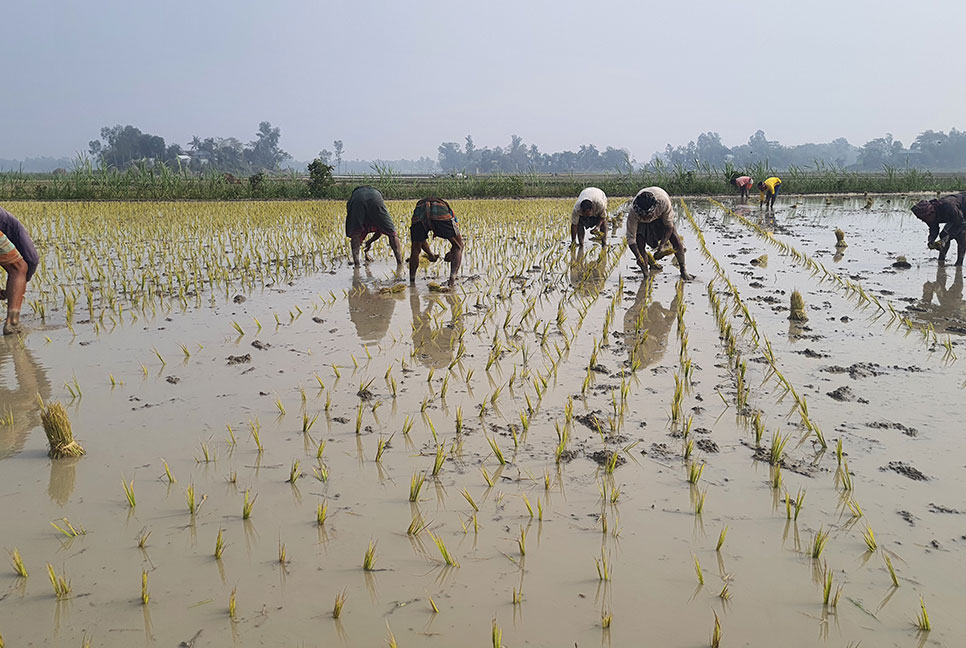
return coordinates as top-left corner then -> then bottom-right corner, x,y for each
481,465 -> 494,488
492,619 -> 502,648
693,554 -> 704,584
363,540 -> 378,570
716,526 -> 728,552
196,442 -> 215,463
141,570 -> 150,605
768,430 -> 788,466
915,596 -> 931,631
10,548 -> 27,578
694,488 -> 707,515
789,291 -> 808,321
214,528 -> 227,559
278,539 -> 288,565
355,403 -> 364,434
461,489 -> 479,512
231,320 -> 244,336
250,419 -> 263,452
46,563 -> 71,599
228,587 -> 237,620
595,549 -> 611,581
242,490 -> 257,519
793,489 -> 806,521
485,434 -> 507,465
834,228 -> 848,248
429,596 -> 440,613
332,589 -> 347,618
710,611 -> 722,648
862,526 -> 877,552
429,532 -> 459,567
687,462 -> 705,484
407,512 -> 429,536
275,397 -> 286,415
316,500 -> 329,527
884,553 -> 899,587
50,517 -> 85,538
811,526 -> 830,559
161,459 -> 176,483
121,475 -> 136,508
684,438 -> 694,462
41,401 -> 84,458
601,610 -> 612,628
431,444 -> 445,476
840,460 -> 854,492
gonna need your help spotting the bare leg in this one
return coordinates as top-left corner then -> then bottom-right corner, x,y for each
2,259 -> 28,335
421,241 -> 438,262
350,233 -> 364,266
408,241 -> 422,282
669,231 -> 693,280
387,232 -> 403,266
446,235 -> 464,286
597,219 -> 608,244
571,223 -> 580,246
363,232 -> 382,263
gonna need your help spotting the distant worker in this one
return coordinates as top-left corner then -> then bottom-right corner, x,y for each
570,187 -> 608,246
758,176 -> 782,209
731,175 -> 754,201
409,197 -> 464,286
626,187 -> 694,281
345,186 -> 403,267
0,206 -> 39,336
911,193 -> 966,266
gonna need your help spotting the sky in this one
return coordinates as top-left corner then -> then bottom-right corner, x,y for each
2,0 -> 965,163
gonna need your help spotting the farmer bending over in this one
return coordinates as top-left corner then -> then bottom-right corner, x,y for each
345,186 -> 403,267
409,197 -> 464,286
911,193 -> 966,266
731,175 -> 754,202
0,206 -> 39,336
626,187 -> 693,281
758,176 -> 782,209
570,187 -> 608,246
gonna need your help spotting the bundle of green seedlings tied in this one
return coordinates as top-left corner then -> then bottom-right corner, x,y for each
41,400 -> 85,458
788,290 -> 808,322
834,228 -> 848,248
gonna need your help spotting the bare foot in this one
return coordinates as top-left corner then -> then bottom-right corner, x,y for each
3,321 -> 25,336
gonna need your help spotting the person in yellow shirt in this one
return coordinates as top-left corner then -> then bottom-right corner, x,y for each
758,177 -> 781,209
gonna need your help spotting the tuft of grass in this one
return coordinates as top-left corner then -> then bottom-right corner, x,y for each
429,532 -> 459,567
486,435 -> 507,465
242,490 -> 257,519
121,475 -> 135,508
768,430 -> 788,466
50,517 -> 85,538
10,548 -> 27,578
915,596 -> 930,632
214,528 -> 226,559
431,444 -> 445,477
884,553 -> 899,587
161,459 -> 176,484
710,611 -> 722,648
363,540 -> 377,571
862,526 -> 877,552
141,570 -> 150,605
693,554 -> 704,585
410,471 -> 426,502
46,563 -> 71,599
287,459 -> 302,484
811,526 -> 830,559
332,589 -> 347,618
687,462 -> 705,484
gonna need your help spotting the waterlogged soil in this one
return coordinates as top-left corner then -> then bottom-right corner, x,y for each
1,196 -> 965,647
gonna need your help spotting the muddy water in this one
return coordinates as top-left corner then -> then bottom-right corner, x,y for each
0,196 -> 963,647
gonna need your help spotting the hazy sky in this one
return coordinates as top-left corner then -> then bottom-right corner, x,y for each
3,0 -> 965,163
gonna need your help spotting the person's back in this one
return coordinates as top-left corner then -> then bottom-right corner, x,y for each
0,207 -> 39,280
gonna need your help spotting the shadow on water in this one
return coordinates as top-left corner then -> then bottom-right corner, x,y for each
410,291 -> 465,369
347,267 -> 402,344
623,280 -> 678,370
0,338 -> 52,459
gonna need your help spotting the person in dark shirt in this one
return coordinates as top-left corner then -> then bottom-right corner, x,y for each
345,186 -> 403,267
0,206 -> 40,336
911,193 -> 966,266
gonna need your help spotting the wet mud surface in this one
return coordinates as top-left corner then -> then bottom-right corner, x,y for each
0,196 -> 964,647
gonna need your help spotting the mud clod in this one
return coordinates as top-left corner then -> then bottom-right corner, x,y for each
827,386 -> 858,401
866,421 -> 918,437
897,510 -> 916,526
928,503 -> 960,514
251,340 -> 271,350
165,375 -> 180,384
881,461 -> 928,481
232,294 -> 246,303
695,438 -> 719,453
227,354 -> 252,365
587,450 -> 627,468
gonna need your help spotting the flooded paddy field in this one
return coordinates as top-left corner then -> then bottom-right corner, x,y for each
1,196 -> 964,647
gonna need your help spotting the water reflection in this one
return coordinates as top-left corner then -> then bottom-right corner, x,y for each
569,246 -> 608,296
347,268 -> 401,344
48,457 -> 80,505
916,266 -> 966,330
0,338 -> 52,459
623,281 -> 678,370
410,291 -> 465,369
